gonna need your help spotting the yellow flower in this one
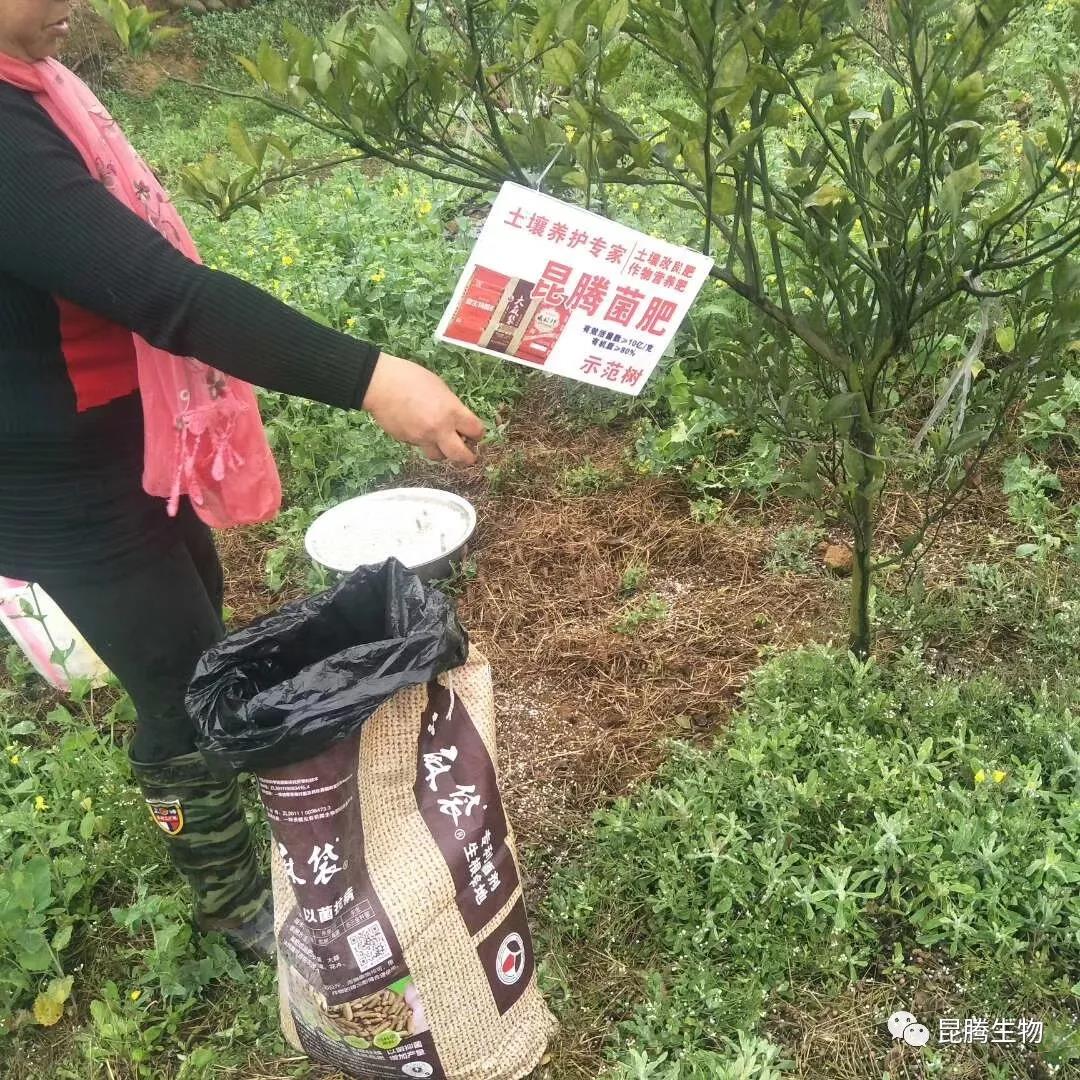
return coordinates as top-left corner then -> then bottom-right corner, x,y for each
281,255 -> 294,267
9,754 -> 19,765
369,269 -> 386,284
130,990 -> 142,1002
416,199 -> 433,217
631,201 -> 640,211
992,769 -> 1006,783
802,287 -> 814,298
974,769 -> 986,784
346,316 -> 358,329
34,795 -> 47,811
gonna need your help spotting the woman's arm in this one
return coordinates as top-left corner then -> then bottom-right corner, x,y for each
0,89 -> 483,462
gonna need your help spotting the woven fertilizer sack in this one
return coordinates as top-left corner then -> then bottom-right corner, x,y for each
189,561 -> 555,1080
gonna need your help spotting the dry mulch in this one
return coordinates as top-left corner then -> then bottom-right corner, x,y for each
220,385 -> 838,858
218,384 -> 1055,861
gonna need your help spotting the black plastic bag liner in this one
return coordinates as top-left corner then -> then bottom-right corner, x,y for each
187,559 -> 468,772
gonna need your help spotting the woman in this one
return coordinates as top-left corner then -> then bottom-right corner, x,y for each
0,0 -> 485,959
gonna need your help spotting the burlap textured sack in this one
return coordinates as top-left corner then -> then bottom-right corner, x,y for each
258,649 -> 555,1080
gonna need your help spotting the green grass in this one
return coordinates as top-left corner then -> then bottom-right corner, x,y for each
541,639 -> 1080,1078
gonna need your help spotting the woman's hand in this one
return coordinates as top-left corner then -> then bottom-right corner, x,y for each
362,353 -> 486,465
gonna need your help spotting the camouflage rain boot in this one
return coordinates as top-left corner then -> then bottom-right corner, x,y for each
129,751 -> 276,962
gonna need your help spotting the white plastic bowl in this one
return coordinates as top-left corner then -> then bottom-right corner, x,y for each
304,487 -> 477,580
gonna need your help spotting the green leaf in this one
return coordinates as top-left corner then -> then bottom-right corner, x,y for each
947,429 -> 989,457
15,929 -> 53,972
256,41 -> 290,94
47,706 -> 73,727
1049,68 -> 1070,111
863,117 -> 902,175
601,0 -> 629,37
799,445 -> 821,480
543,41 -> 585,87
599,40 -> 633,83
803,184 -> 847,209
748,63 -> 788,95
111,0 -> 131,49
681,140 -> 707,183
80,811 -> 97,841
900,534 -> 921,556
710,182 -> 736,216
937,163 -> 981,223
52,925 -> 73,953
46,975 -> 74,1005
235,54 -> 262,83
658,109 -> 700,137
765,5 -> 800,52
226,121 -> 258,168
1016,543 -> 1041,558
12,857 -> 52,911
714,128 -> 760,167
313,51 -> 333,93
528,8 -> 558,56
879,85 -> 894,120
9,719 -> 36,735
821,391 -> 861,423
995,325 -> 1015,354
370,19 -> 410,72
944,120 -> 983,137
812,69 -> 851,103
1052,259 -> 1079,302
765,104 -> 791,128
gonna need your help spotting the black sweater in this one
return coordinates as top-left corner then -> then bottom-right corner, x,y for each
0,83 -> 380,584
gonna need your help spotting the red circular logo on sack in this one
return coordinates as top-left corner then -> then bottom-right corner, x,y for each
495,932 -> 526,986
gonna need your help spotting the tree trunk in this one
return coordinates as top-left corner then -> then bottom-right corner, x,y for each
847,421 -> 878,660
849,503 -> 874,660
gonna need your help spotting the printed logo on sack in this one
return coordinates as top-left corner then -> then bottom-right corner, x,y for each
147,799 -> 184,835
401,1064 -> 434,1078
495,932 -> 527,986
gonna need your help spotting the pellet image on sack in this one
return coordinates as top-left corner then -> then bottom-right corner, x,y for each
189,561 -> 555,1080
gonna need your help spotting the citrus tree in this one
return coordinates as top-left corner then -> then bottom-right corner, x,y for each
175,0 -> 1080,656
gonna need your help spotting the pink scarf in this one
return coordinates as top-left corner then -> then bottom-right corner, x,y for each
0,54 -> 281,528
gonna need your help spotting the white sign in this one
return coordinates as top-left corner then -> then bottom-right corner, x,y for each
436,182 -> 714,396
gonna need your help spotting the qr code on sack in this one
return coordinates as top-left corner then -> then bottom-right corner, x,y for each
346,920 -> 393,973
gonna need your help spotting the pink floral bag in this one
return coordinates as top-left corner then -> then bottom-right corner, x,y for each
0,55 -> 281,527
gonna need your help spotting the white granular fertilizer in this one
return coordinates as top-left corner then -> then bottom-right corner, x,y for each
305,490 -> 474,573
